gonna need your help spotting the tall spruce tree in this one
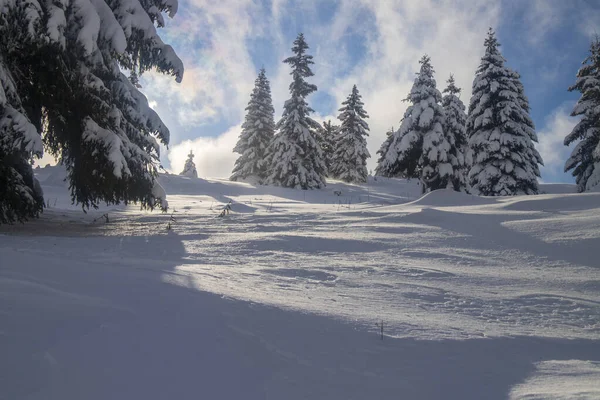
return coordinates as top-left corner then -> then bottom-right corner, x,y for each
264,33 -> 326,189
0,0 -> 182,223
180,150 -> 198,178
379,55 -> 451,193
330,85 -> 371,183
318,120 -> 338,175
466,29 -> 543,196
441,74 -> 468,191
564,38 -> 600,192
231,68 -> 275,182
374,127 -> 398,177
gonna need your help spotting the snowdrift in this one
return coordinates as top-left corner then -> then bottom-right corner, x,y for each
407,189 -> 499,207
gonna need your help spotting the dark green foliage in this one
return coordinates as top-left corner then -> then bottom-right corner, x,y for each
564,38 -> 600,192
0,0 -> 180,223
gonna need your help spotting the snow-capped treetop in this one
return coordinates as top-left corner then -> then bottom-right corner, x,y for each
441,74 -> 468,191
265,33 -> 326,189
180,150 -> 198,178
330,85 -> 371,183
442,74 -> 461,98
338,85 -> 369,120
231,68 -> 275,182
380,55 -> 451,192
466,28 -> 543,196
480,27 -> 505,68
285,33 -> 318,99
564,37 -> 600,192
406,55 -> 439,105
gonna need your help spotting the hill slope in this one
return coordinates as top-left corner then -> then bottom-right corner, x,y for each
1,167 -> 598,399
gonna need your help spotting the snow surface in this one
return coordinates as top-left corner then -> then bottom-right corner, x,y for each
1,166 -> 599,399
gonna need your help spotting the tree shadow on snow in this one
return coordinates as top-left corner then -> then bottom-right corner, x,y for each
160,174 -> 416,210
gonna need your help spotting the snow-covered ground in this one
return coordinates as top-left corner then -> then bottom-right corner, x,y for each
1,166 -> 599,399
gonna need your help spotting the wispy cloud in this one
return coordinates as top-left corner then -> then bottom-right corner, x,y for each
142,0 -> 262,136
537,103 -> 578,181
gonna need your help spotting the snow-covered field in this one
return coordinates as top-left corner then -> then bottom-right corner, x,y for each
1,166 -> 599,399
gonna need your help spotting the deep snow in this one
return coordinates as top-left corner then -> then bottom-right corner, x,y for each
1,166 -> 598,399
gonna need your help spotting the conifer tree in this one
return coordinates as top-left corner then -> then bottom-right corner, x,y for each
379,55 -> 451,193
442,74 -> 468,191
318,120 -> 338,174
0,39 -> 44,223
564,38 -> 600,192
180,150 -> 198,178
374,127 -> 398,177
330,85 -> 371,183
0,0 -> 182,223
264,33 -> 326,189
231,68 -> 275,182
466,29 -> 543,196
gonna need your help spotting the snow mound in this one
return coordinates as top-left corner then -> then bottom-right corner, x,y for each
408,189 -> 499,207
539,183 -> 576,194
502,193 -> 600,212
232,175 -> 262,185
510,360 -> 600,399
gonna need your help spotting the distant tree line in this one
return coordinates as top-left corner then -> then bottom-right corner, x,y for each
231,30 -> 600,196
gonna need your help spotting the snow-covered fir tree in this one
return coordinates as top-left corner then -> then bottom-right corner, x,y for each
0,0 -> 181,223
180,151 -> 198,178
264,33 -> 326,189
466,29 -> 543,196
0,21 -> 43,223
379,55 -> 452,193
441,74 -> 468,191
230,68 -> 275,182
564,38 -> 600,192
318,120 -> 338,174
330,85 -> 371,183
374,127 -> 398,177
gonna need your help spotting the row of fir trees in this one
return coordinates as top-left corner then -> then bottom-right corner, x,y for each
233,30 -> 600,196
0,0 -> 182,224
375,31 -> 600,195
377,29 -> 544,195
388,32 -> 600,195
232,29 -> 547,196
230,33 -> 371,188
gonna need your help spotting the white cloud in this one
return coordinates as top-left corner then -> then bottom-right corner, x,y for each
141,0 -> 262,134
520,0 -> 600,43
167,124 -> 241,178
581,9 -> 600,38
525,0 -> 562,45
536,103 -> 578,182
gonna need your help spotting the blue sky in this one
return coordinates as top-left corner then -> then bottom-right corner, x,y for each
140,0 -> 600,183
